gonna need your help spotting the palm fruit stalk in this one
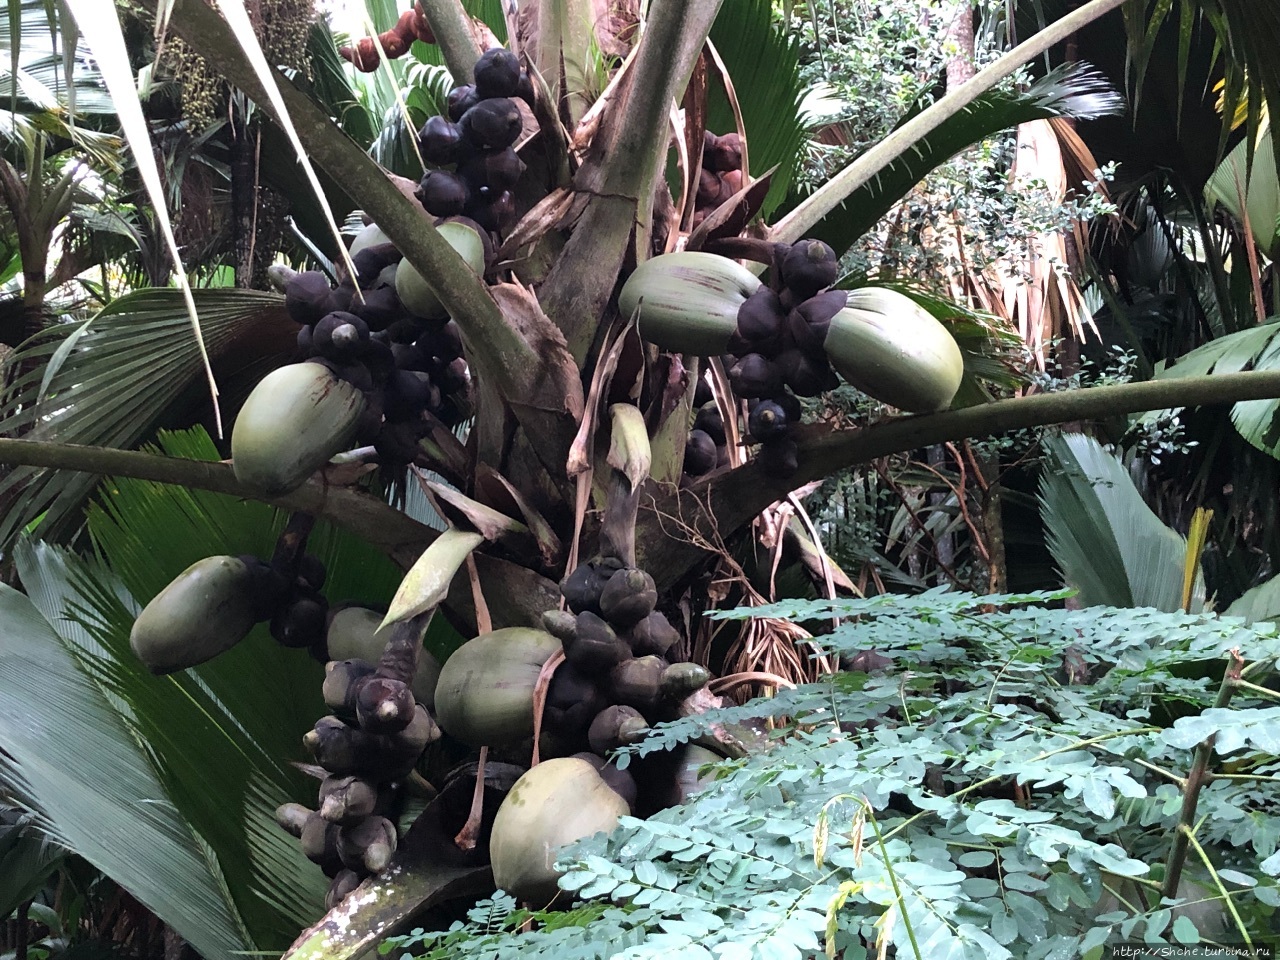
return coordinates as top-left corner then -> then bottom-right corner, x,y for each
488,757 -> 630,904
231,361 -> 367,495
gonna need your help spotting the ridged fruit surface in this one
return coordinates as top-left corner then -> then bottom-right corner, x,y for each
618,252 -> 760,356
394,221 -> 487,320
129,556 -> 258,674
326,606 -> 441,708
823,287 -> 964,413
231,362 -> 367,495
489,758 -> 629,903
434,628 -> 561,747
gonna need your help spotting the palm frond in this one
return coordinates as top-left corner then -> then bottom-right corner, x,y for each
705,0 -> 807,217
800,62 -> 1124,257
1144,319 -> 1280,459
0,287 -> 292,550
1205,118 -> 1278,260
0,811 -> 65,921
0,577 -> 256,960
1224,572 -> 1280,624
1039,431 -> 1204,612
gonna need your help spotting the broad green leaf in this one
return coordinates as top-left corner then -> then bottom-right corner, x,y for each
1039,432 -> 1204,612
0,582 -> 254,960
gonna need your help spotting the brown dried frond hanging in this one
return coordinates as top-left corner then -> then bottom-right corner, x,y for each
161,0 -> 315,131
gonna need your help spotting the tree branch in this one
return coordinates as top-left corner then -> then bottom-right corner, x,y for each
417,0 -> 484,85
638,370 -> 1280,588
169,0 -> 578,476
0,438 -> 437,569
538,0 -> 724,362
772,0 -> 1129,244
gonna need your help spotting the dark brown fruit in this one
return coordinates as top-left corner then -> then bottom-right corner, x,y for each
388,317 -> 424,345
787,290 -> 848,356
301,813 -> 341,867
458,147 -> 526,196
473,47 -> 521,99
319,775 -> 379,825
383,369 -> 432,421
356,677 -> 416,733
609,656 -> 666,710
728,353 -> 781,399
780,239 -> 839,300
560,562 -> 608,615
684,429 -> 717,477
757,437 -> 799,478
587,705 -> 648,755
337,815 -> 397,874
696,167 -> 721,205
271,595 -> 328,649
314,311 -> 370,360
296,324 -> 314,358
286,271 -> 336,327
416,170 -> 470,217
325,870 -> 361,910
459,98 -> 522,150
736,287 -> 786,342
692,403 -> 725,445
564,611 -> 630,673
777,348 -> 836,396
352,243 -> 402,288
350,285 -> 401,332
597,762 -> 638,808
599,568 -> 658,629
304,715 -> 374,776
468,190 -> 515,232
748,399 -> 789,443
417,115 -> 464,165
515,70 -> 534,105
625,611 -> 680,657
323,659 -> 377,718
358,337 -> 396,385
709,133 -> 743,173
447,84 -> 481,121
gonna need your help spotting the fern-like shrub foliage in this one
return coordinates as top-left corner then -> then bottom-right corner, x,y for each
382,590 -> 1280,960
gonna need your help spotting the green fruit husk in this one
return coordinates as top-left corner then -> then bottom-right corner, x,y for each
394,221 -> 487,320
231,362 -> 367,495
434,628 -> 562,747
823,288 -> 964,413
489,757 -> 629,904
618,251 -> 760,356
129,556 -> 258,674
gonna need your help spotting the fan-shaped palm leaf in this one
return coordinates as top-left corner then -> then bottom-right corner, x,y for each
0,811 -> 65,922
0,287 -> 292,549
1039,431 -> 1204,611
796,62 -> 1124,257
0,577 -> 257,960
704,0 -> 807,217
1144,318 -> 1280,459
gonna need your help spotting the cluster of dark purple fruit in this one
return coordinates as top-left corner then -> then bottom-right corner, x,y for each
683,238 -> 844,481
283,251 -> 470,467
413,47 -> 532,234
277,621 -> 442,906
692,131 -> 744,229
539,557 -> 711,803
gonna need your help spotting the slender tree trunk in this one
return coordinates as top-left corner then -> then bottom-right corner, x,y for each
945,4 -> 976,89
230,114 -> 259,289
